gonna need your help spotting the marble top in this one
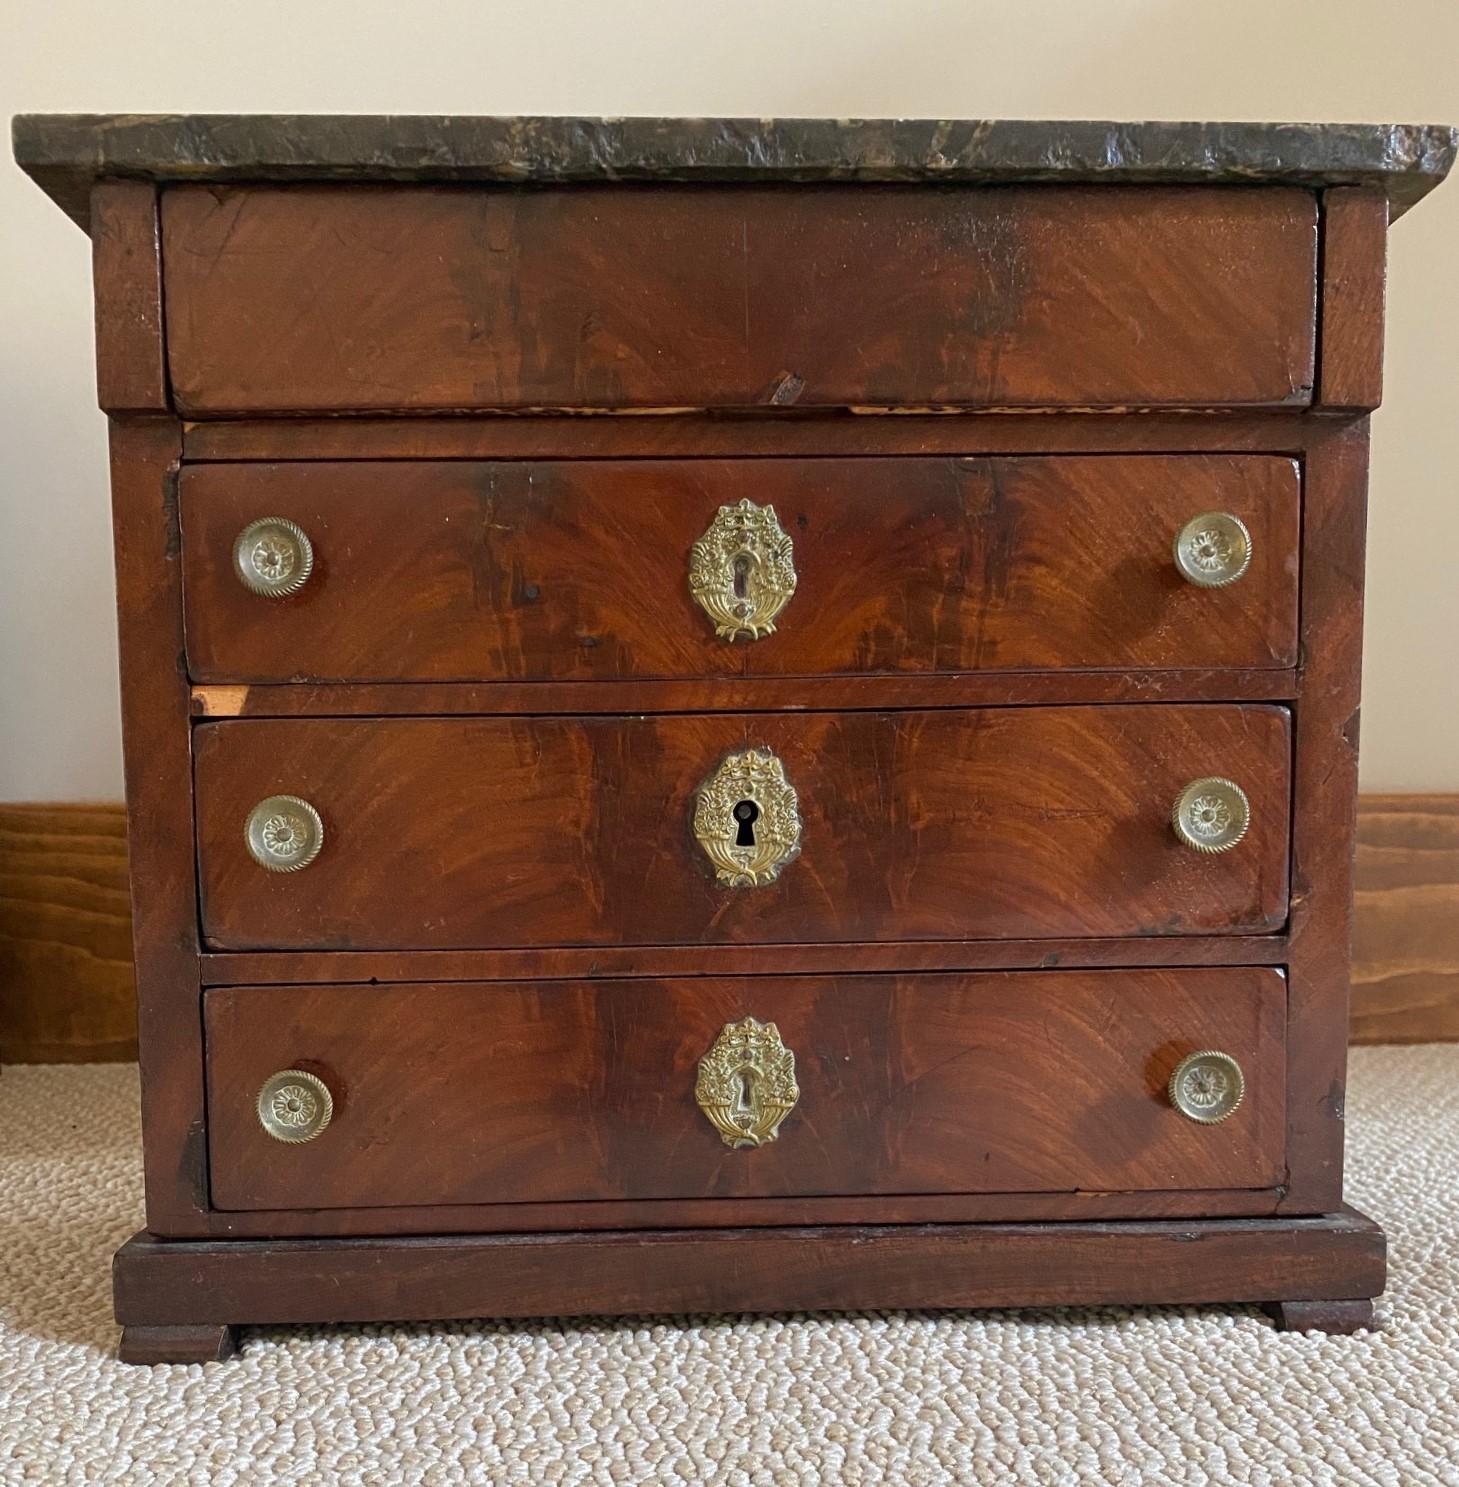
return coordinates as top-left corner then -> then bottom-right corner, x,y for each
13,113 -> 1457,232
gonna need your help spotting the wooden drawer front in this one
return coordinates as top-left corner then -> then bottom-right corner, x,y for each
182,456 -> 1300,683
205,969 -> 1286,1211
194,705 -> 1291,951
162,185 -> 1317,414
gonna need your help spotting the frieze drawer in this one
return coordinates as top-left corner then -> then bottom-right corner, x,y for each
161,184 -> 1318,414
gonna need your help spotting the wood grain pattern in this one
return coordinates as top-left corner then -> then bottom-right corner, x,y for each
1317,188 -> 1389,411
187,669 -> 1298,719
1352,794 -> 1459,1043
0,803 -> 136,1062
7,792 -> 1452,1063
117,1323 -> 237,1364
199,935 -> 1288,987
204,969 -> 1286,1211
179,410 -> 1326,464
110,1207 -> 1386,1340
90,181 -> 168,413
161,185 -> 1318,414
193,706 -> 1292,952
1262,1297 -> 1376,1334
181,456 -> 1300,683
1278,424 -> 1368,1213
106,416 -> 208,1232
195,1187 -> 1286,1240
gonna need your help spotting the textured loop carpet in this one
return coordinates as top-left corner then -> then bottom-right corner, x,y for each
1,1047 -> 1456,1485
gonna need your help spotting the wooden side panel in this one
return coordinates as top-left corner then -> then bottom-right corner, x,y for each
107,417 -> 208,1233
1280,425 -> 1367,1213
1352,794 -> 1459,1043
90,181 -> 168,413
0,803 -> 136,1062
1317,187 -> 1388,410
204,969 -> 1287,1210
161,184 -> 1318,413
180,456 -> 1301,683
193,706 -> 1292,951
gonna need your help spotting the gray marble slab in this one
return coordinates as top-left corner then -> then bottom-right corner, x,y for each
13,113 -> 1457,231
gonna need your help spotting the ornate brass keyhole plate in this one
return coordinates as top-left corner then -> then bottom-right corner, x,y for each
695,1017 -> 800,1148
688,499 -> 797,640
693,748 -> 802,887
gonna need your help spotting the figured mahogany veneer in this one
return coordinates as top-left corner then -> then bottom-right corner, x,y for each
193,705 -> 1291,951
205,969 -> 1286,1211
180,455 -> 1300,683
21,113 -> 1447,1356
160,184 -> 1318,414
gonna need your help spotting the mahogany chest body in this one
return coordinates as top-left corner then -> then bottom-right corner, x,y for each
14,114 -> 1456,1361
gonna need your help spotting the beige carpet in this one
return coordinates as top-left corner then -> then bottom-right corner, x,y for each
2,1048 -> 1457,1485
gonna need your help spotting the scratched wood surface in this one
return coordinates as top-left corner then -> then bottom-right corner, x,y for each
181,455 -> 1301,683
204,968 -> 1286,1210
192,705 -> 1292,952
161,184 -> 1318,413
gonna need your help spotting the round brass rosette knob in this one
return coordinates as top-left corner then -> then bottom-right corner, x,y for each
1171,777 -> 1250,854
233,516 -> 314,598
1173,511 -> 1252,588
1168,1050 -> 1245,1125
257,1069 -> 334,1143
245,795 -> 325,873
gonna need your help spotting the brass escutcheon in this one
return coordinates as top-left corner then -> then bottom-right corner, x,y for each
688,499 -> 797,640
693,748 -> 802,888
695,1017 -> 800,1148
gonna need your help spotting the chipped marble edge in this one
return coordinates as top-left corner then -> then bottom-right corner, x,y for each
13,115 -> 1459,231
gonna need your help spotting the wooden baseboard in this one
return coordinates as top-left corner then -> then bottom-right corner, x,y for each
2,795 -> 1457,1061
1352,794 -> 1459,1043
0,803 -> 137,1061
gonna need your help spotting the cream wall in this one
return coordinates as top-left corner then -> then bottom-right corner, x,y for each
3,0 -> 1456,797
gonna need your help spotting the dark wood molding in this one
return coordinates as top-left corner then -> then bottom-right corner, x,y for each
111,1206 -> 1385,1358
4,792 -> 1456,1062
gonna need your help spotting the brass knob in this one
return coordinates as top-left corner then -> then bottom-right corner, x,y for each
693,748 -> 802,887
245,795 -> 324,872
695,1017 -> 800,1148
1173,511 -> 1251,588
257,1069 -> 334,1143
1171,777 -> 1250,854
233,516 -> 314,597
688,498 -> 797,640
1168,1050 -> 1245,1124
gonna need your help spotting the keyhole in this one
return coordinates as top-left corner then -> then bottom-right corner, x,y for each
733,1070 -> 754,1115
732,554 -> 751,600
734,799 -> 759,846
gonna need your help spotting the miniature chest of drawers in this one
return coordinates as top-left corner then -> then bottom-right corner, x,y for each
14,114 -> 1456,1362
